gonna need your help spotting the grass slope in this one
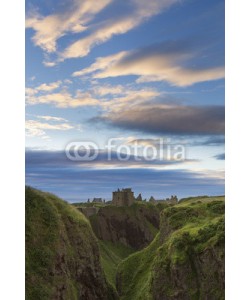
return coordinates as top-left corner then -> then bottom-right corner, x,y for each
86,202 -> 167,294
26,186 -> 115,300
117,196 -> 225,300
99,241 -> 135,289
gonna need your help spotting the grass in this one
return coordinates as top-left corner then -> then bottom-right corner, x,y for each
117,234 -> 162,300
99,240 -> 135,289
26,186 -> 115,300
90,201 -> 166,292
26,190 -> 225,300
117,196 -> 225,300
26,187 -> 63,299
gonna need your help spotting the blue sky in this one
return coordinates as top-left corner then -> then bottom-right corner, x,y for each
25,0 -> 225,202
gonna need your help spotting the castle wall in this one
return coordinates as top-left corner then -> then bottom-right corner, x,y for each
112,189 -> 134,206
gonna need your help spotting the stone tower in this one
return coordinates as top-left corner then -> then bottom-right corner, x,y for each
149,196 -> 156,203
169,195 -> 178,204
136,193 -> 142,202
112,188 -> 135,206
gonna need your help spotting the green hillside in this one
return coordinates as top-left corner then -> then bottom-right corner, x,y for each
99,241 -> 135,289
26,188 -> 224,300
25,186 -> 116,300
117,196 -> 225,300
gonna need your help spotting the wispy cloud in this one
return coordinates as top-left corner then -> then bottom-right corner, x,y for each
26,117 -> 74,139
26,80 -> 160,109
26,0 -> 112,53
36,81 -> 62,92
92,84 -> 127,96
26,0 -> 179,64
25,80 -> 62,96
60,0 -> 178,61
73,40 -> 225,86
72,51 -> 127,77
26,89 -> 100,108
98,88 -> 161,112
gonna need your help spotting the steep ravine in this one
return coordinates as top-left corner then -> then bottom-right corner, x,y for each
26,188 -> 224,300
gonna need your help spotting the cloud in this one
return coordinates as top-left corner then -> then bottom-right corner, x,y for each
25,148 -> 195,171
26,120 -> 73,130
37,115 -> 68,122
100,88 -> 161,112
26,81 -> 99,108
26,0 -> 179,64
92,84 -> 127,96
36,81 -> 62,92
25,87 -> 38,97
25,123 -> 49,139
191,136 -> 225,146
126,138 -> 171,148
213,153 -> 225,160
26,90 -> 100,108
26,0 -> 111,53
93,104 -> 225,135
72,51 -> 128,77
25,150 -> 225,202
74,40 -> 225,86
60,0 -> 179,61
25,81 -> 62,96
26,80 -> 160,109
26,118 -> 74,139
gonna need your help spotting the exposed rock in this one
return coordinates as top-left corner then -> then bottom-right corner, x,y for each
89,204 -> 161,250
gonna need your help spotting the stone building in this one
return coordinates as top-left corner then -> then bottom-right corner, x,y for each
169,195 -> 178,204
152,195 -> 178,205
112,188 -> 135,206
92,198 -> 103,203
149,196 -> 156,203
136,193 -> 142,202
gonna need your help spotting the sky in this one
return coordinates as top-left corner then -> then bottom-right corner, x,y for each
25,0 -> 225,202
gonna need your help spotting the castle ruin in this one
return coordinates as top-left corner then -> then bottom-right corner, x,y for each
92,198 -> 103,203
169,195 -> 178,204
112,188 -> 135,206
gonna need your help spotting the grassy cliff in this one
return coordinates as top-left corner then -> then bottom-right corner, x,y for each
89,202 -> 166,250
26,189 -> 225,300
116,196 -> 225,300
25,186 -> 117,300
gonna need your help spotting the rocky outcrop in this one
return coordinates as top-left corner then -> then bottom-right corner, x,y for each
89,204 -> 161,250
25,187 -> 117,300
